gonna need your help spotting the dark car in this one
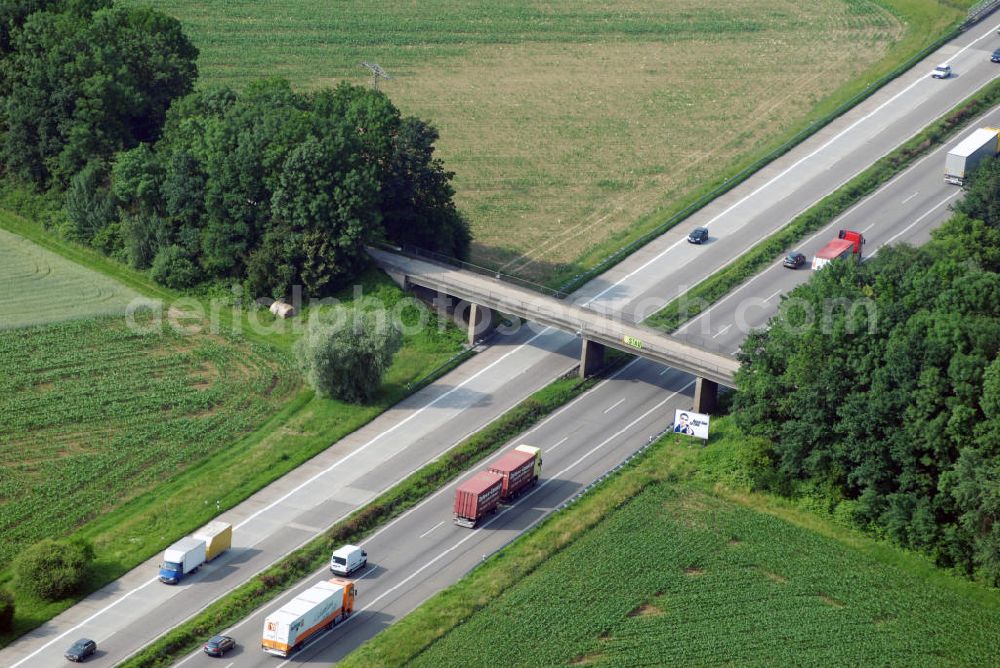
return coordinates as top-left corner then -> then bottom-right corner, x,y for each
687,226 -> 709,244
65,638 -> 97,662
783,251 -> 806,268
992,49 -> 1000,63
203,634 -> 236,657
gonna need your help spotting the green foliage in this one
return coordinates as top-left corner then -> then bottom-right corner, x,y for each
13,539 -> 93,601
104,79 -> 468,296
62,161 -> 118,244
730,161 -> 1000,582
381,118 -> 470,260
295,310 -> 403,402
149,244 -> 199,288
0,2 -> 197,186
119,373 -> 594,668
0,590 -> 12,632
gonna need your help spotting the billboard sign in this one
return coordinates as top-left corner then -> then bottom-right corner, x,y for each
671,409 -> 710,440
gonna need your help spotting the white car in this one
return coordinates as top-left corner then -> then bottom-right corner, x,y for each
931,64 -> 952,79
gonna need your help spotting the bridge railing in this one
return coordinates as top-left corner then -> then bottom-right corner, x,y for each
374,242 -> 569,300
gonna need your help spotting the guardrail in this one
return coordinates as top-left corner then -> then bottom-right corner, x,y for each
965,0 -> 1000,27
375,242 -> 569,300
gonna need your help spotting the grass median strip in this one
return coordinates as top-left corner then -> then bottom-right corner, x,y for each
646,76 -> 1000,333
119,363 -> 616,667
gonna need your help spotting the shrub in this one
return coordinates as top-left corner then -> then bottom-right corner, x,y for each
14,539 -> 94,601
63,162 -> 119,245
150,244 -> 199,289
0,590 -> 14,632
295,311 -> 403,402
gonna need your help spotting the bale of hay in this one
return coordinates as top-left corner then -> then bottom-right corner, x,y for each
269,300 -> 296,318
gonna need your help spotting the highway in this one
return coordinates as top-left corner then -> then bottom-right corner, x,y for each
180,105 -> 1000,668
4,17 -> 999,668
677,103 -> 1000,355
181,361 -> 693,667
178,52 -> 1000,668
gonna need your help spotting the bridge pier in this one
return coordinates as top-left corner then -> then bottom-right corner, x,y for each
580,338 -> 606,378
693,377 -> 718,414
466,303 -> 496,345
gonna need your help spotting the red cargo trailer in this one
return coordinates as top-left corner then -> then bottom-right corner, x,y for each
454,471 -> 503,528
489,446 -> 540,502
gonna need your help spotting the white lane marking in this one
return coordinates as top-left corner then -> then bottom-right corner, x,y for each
547,436 -> 569,452
868,192 -> 958,257
341,380 -> 695,621
763,290 -> 782,303
901,191 -> 919,204
583,22 -> 1000,309
419,522 -> 445,539
10,327 -> 566,668
659,367 -> 670,375
42,29 -> 1000,667
264,370 -> 691,668
234,329 -> 559,535
603,398 -> 626,414
712,324 -> 732,339
350,359 -> 643,554
673,135 -> 953,336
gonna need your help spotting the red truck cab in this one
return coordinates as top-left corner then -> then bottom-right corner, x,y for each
812,230 -> 864,270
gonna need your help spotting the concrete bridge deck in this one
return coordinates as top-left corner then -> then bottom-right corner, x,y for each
369,247 -> 739,388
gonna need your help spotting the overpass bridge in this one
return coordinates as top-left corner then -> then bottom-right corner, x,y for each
369,247 -> 740,412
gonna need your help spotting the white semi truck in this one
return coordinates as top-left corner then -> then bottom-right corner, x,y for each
944,128 -> 999,185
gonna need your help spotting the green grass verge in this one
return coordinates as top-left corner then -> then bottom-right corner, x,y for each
342,417 -> 1000,667
646,76 -> 1000,332
553,1 -> 965,292
119,365 -> 615,667
0,226 -> 144,328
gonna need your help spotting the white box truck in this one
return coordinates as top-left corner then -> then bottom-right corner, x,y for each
945,128 -> 999,185
261,578 -> 356,657
158,537 -> 206,584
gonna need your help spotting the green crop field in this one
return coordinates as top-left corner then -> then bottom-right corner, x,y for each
0,315 -> 298,565
0,227 -> 143,329
130,0 -> 962,282
409,484 -> 1000,666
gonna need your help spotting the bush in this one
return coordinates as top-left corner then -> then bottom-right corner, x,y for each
63,161 -> 119,245
295,311 -> 403,403
0,589 -> 13,632
14,539 -> 93,601
150,244 -> 200,289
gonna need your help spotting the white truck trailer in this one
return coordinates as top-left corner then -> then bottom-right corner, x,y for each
944,128 -> 999,185
261,578 -> 356,657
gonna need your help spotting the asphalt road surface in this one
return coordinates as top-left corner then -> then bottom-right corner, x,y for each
178,58 -> 1000,668
5,17 -> 1000,668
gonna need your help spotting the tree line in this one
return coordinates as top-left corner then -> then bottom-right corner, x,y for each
1,0 -> 469,298
733,158 -> 1000,585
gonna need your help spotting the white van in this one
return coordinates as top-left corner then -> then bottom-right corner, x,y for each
330,544 -> 367,575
